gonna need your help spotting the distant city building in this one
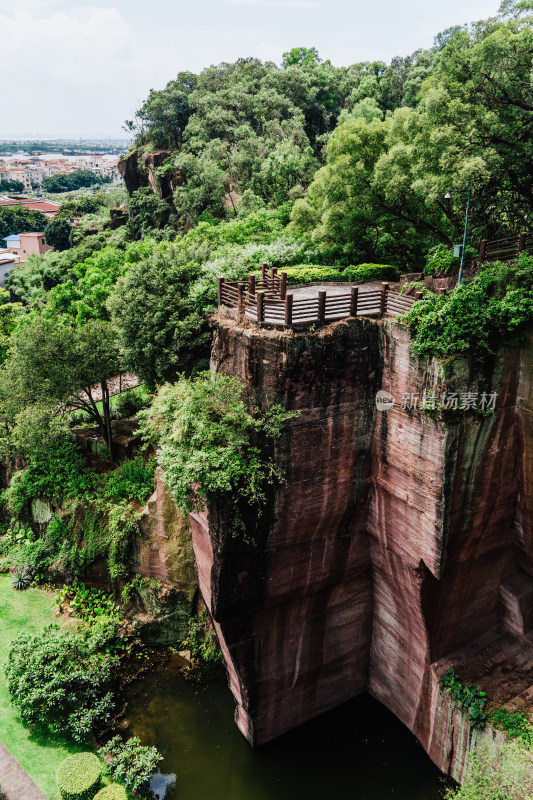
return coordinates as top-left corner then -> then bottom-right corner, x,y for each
0,253 -> 20,286
0,153 -> 123,189
4,231 -> 53,262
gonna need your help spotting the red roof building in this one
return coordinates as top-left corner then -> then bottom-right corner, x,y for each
0,197 -> 61,219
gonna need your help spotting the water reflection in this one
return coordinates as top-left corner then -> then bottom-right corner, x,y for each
124,660 -> 448,800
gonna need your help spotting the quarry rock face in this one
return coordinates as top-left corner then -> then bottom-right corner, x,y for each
118,148 -> 181,203
133,468 -> 197,643
186,315 -> 533,780
118,149 -> 150,194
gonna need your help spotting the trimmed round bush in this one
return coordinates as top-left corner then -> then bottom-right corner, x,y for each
57,753 -> 102,800
94,785 -> 128,800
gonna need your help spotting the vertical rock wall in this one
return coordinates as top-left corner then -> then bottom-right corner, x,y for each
187,314 -> 531,779
132,468 -> 197,642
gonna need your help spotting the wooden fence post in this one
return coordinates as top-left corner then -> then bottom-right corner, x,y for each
256,291 -> 264,324
380,282 -> 389,316
261,262 -> 268,281
270,266 -> 277,294
517,231 -> 527,256
350,286 -> 358,316
280,272 -> 287,300
218,277 -> 224,305
415,291 -> 424,301
248,274 -> 256,295
238,282 -> 245,320
318,290 -> 326,325
479,239 -> 488,263
285,293 -> 293,326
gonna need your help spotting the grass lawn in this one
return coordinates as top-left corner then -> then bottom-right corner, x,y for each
0,574 -> 84,799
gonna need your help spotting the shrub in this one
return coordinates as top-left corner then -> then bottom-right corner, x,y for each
439,668 -> 486,728
266,265 -> 345,284
183,610 -> 222,664
424,244 -> 477,276
100,455 -> 156,503
99,736 -> 162,792
250,262 -> 399,285
489,706 -> 533,748
446,741 -> 533,800
11,570 -> 31,590
56,752 -> 102,800
110,387 -> 151,420
93,786 -> 127,800
55,582 -> 121,623
5,437 -> 92,516
344,263 -> 399,282
5,624 -> 117,742
406,256 -> 533,359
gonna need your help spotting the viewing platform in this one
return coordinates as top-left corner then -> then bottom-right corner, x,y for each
218,264 -> 423,328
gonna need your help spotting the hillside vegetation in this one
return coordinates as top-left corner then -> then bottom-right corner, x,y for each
0,5 -> 531,797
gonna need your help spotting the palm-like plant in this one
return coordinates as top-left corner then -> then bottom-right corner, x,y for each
11,571 -> 31,591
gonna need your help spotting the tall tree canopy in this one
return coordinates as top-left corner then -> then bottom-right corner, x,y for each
291,3 -> 533,267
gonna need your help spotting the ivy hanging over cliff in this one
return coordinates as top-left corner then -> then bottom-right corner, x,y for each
405,256 -> 533,359
139,371 -> 299,513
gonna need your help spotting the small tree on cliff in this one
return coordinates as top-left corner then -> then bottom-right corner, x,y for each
138,371 -> 299,513
1,313 -> 121,462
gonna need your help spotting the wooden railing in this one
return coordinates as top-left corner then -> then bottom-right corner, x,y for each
479,231 -> 532,263
218,265 -> 422,328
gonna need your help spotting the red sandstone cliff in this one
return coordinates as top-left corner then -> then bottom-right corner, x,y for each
186,315 -> 533,780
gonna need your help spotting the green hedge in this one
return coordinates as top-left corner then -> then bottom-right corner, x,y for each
94,785 -> 128,800
283,265 -> 344,284
57,753 -> 102,800
252,263 -> 399,285
344,263 -> 400,282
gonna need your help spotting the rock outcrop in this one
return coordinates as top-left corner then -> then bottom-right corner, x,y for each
132,468 -> 197,643
118,148 -> 182,203
186,314 -> 533,780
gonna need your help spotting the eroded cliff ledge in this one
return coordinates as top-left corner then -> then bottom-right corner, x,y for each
187,315 -> 533,780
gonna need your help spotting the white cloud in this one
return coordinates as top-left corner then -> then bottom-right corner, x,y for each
0,0 -> 502,138
0,4 -> 182,135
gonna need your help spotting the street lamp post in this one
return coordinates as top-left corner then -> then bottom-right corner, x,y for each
444,188 -> 471,286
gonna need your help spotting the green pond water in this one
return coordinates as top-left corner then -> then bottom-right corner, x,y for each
123,659 -> 450,800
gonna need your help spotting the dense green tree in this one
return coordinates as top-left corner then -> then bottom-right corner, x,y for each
0,206 -> 48,245
1,314 -> 121,460
0,288 -> 23,366
292,5 -> 533,266
0,179 -> 24,193
129,72 -> 197,148
42,170 -> 106,193
44,217 -> 72,251
139,371 -> 298,513
127,186 -> 174,239
109,251 -> 210,387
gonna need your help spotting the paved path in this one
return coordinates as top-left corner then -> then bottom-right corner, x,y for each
288,281 -> 380,299
0,742 -> 47,800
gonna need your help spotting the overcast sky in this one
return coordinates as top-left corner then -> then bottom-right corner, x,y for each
1,0 -> 501,140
